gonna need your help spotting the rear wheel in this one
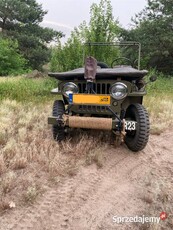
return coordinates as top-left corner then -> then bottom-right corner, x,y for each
52,100 -> 65,141
125,103 -> 150,152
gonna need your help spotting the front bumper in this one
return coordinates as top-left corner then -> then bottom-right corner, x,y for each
48,115 -> 122,131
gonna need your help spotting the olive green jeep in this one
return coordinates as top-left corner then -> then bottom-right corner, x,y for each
48,42 -> 156,152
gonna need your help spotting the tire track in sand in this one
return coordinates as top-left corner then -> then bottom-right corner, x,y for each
1,130 -> 172,230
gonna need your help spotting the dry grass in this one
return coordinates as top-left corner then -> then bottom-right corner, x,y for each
23,184 -> 42,204
135,166 -> 173,230
144,94 -> 173,135
0,76 -> 172,214
0,171 -> 16,194
0,99 -> 109,212
0,92 -> 172,211
0,199 -> 11,213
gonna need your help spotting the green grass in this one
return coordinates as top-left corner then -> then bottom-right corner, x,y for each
0,76 -> 57,103
146,72 -> 173,97
0,73 -> 172,104
143,73 -> 173,134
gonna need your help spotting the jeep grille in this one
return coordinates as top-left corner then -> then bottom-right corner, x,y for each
79,105 -> 110,113
78,83 -> 111,94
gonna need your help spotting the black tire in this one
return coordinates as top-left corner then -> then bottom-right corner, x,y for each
125,103 -> 150,152
52,100 -> 65,141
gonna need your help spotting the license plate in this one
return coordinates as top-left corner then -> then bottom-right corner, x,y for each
125,121 -> 137,131
69,94 -> 111,105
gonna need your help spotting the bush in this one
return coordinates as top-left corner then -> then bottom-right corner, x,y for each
146,70 -> 173,95
0,38 -> 27,76
0,77 -> 57,102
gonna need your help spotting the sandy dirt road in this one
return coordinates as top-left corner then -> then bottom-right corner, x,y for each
0,130 -> 173,230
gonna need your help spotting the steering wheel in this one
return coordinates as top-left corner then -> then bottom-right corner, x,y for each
111,57 -> 132,68
133,59 -> 139,68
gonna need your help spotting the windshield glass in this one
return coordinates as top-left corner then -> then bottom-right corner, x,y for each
83,42 -> 141,69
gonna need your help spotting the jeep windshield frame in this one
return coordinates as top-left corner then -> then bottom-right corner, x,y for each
83,42 -> 141,70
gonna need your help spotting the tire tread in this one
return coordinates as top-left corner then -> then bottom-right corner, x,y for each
125,103 -> 150,152
52,100 -> 65,141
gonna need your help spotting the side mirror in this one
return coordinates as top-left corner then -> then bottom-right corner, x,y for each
149,75 -> 157,82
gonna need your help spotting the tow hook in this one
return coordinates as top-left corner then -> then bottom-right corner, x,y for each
114,119 -> 126,146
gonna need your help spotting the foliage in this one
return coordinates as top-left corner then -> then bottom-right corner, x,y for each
0,37 -> 27,76
146,70 -> 173,95
121,0 -> 173,74
50,0 -> 120,72
51,36 -> 84,72
0,0 -> 63,70
1,70 -> 170,104
0,76 -> 57,102
88,0 -> 119,44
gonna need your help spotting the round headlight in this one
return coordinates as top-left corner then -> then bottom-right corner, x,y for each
62,82 -> 79,98
110,82 -> 127,100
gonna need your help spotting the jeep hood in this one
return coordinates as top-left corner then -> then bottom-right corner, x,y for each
48,66 -> 148,81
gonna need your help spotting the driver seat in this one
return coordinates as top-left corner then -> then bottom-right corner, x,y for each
97,62 -> 109,69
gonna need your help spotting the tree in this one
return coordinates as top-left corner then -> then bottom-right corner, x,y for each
51,33 -> 84,72
122,0 -> 173,73
51,0 -> 120,72
0,0 -> 63,70
89,0 -> 119,43
0,37 -> 26,75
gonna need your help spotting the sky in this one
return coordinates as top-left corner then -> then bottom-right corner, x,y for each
37,0 -> 147,40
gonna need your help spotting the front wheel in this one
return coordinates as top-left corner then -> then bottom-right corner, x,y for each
52,100 -> 65,141
125,103 -> 150,152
